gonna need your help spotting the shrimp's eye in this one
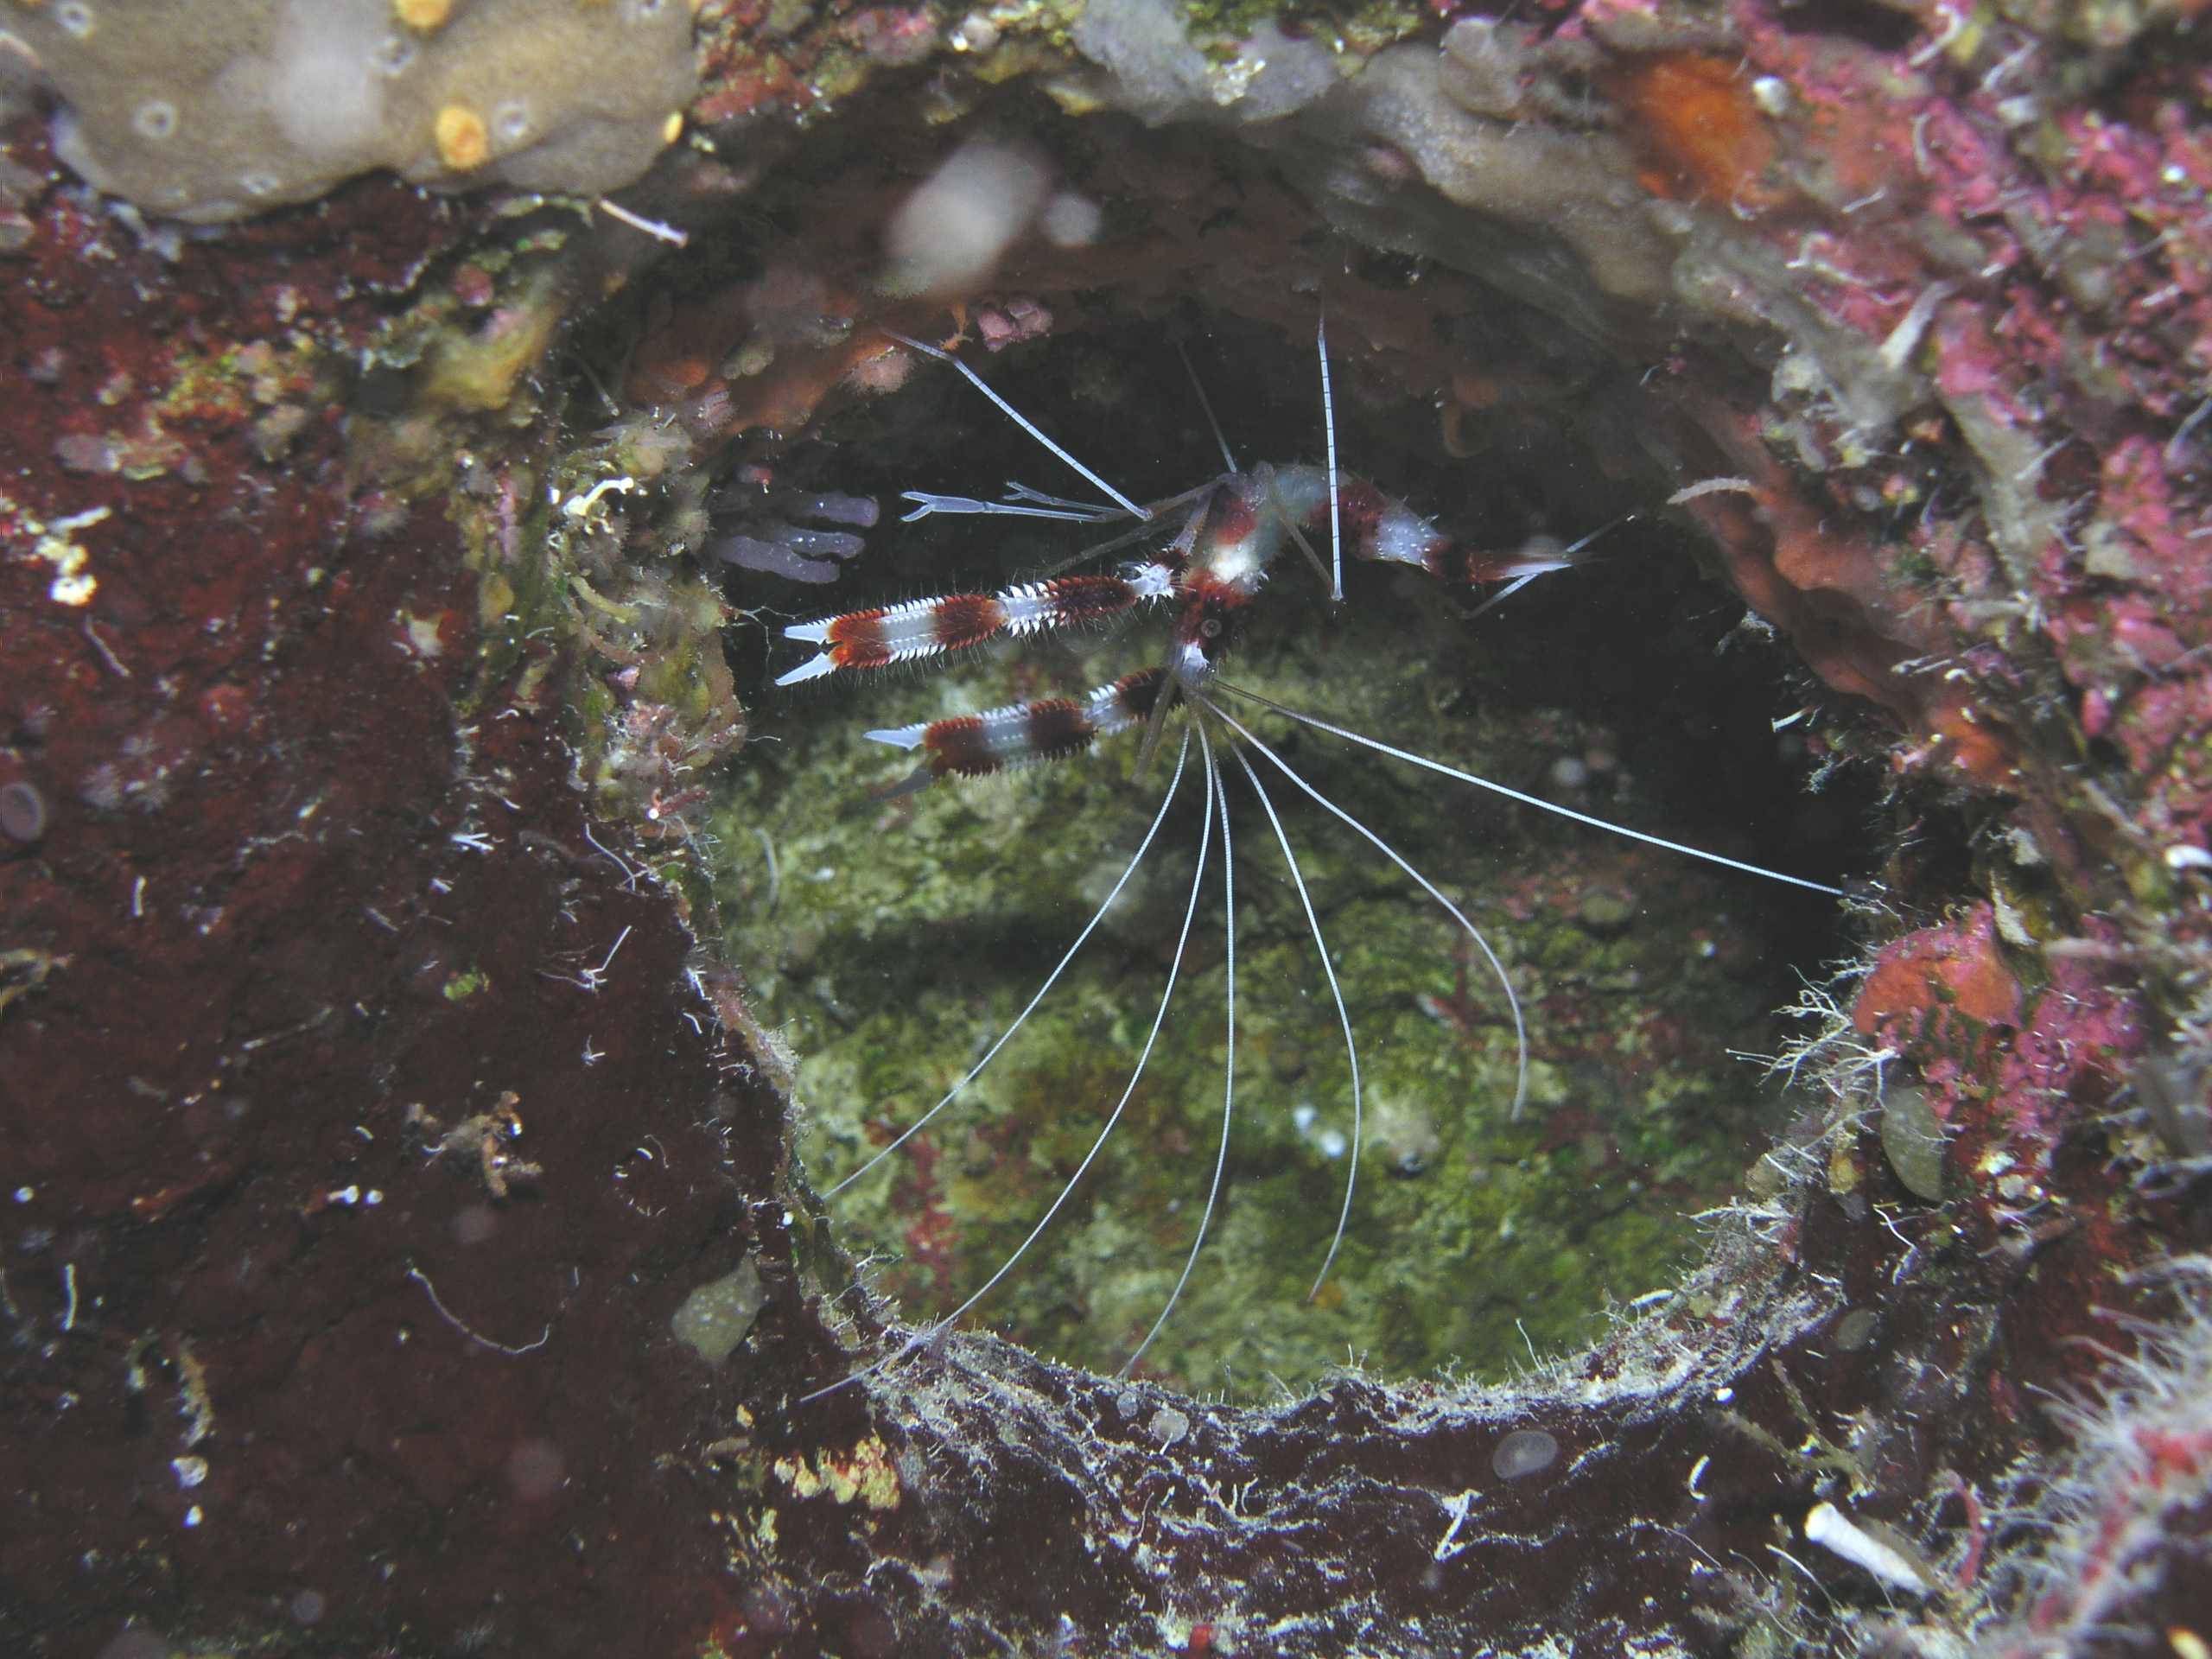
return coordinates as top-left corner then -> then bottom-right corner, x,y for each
1201,617 -> 1224,640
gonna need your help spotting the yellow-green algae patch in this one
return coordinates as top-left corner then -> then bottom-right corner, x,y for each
672,1257 -> 770,1369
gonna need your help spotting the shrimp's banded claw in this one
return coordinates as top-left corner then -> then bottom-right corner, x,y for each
776,567 -> 1176,687
865,668 -> 1166,781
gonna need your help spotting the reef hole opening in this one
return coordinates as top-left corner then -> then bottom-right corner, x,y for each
686,281 -> 1877,1400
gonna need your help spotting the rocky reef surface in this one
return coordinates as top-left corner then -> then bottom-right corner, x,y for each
1,0 -> 2208,1653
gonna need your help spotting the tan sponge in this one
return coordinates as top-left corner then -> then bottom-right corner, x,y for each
2,0 -> 696,221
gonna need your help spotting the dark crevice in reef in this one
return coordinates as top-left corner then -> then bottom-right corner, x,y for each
685,268 -> 1886,1399
1769,0 -> 1924,54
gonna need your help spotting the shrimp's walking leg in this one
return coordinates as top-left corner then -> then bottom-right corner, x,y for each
1124,722 -> 1236,1376
827,727 -> 1195,1198
1225,741 -> 1363,1303
1197,690 -> 1534,1122
801,728 -> 1216,1404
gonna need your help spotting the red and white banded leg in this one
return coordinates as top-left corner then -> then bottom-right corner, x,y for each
864,669 -> 1166,781
776,566 -> 1175,687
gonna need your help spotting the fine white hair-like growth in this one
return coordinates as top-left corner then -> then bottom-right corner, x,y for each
1974,1255 -> 2212,1651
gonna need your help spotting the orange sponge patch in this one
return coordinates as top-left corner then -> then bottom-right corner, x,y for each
1611,54 -> 1779,207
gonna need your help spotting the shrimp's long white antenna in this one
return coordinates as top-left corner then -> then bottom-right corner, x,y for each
1217,680 -> 1847,899
1463,512 -> 1640,622
1179,340 -> 1240,476
1319,315 -> 1342,604
1225,742 -> 1362,1300
882,330 -> 1151,522
1461,570 -> 1545,620
803,735 -> 1217,1403
1198,693 -> 1530,1121
1125,724 -> 1236,1376
828,728 -> 1193,1198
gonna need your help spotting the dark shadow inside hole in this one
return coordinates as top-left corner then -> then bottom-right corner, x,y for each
1770,0 -> 1923,53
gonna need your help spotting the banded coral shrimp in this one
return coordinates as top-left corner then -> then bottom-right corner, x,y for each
707,307 -> 1866,1401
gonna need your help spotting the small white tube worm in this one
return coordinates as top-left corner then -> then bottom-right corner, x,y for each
1804,1502 -> 1935,1598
